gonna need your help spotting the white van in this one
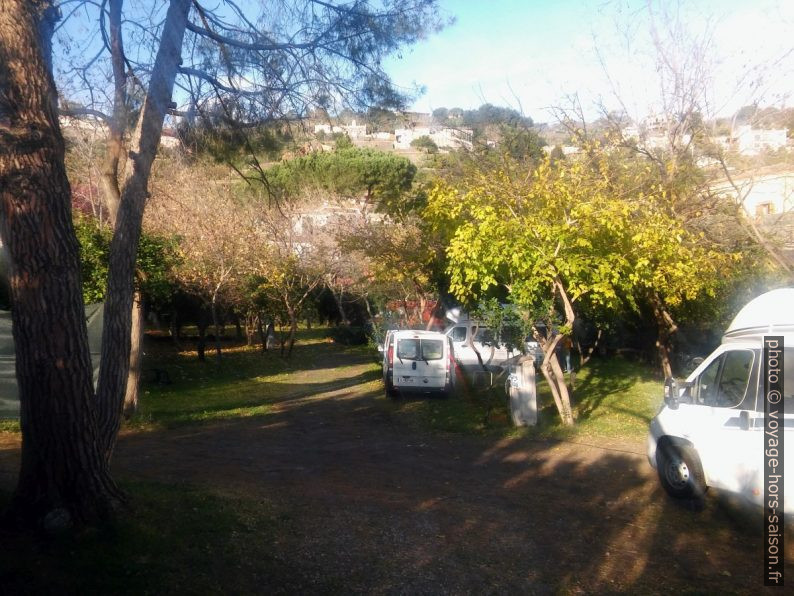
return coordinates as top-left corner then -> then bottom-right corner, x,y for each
382,330 -> 455,397
647,288 -> 793,511
444,321 -> 523,373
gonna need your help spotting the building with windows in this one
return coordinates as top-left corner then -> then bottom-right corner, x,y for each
393,126 -> 473,150
733,125 -> 788,156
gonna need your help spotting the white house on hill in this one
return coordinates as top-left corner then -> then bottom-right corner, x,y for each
733,125 -> 787,156
393,126 -> 473,150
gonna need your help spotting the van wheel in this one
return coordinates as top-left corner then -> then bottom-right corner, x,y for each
657,443 -> 707,500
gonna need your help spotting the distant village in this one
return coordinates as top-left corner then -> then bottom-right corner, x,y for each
57,105 -> 793,225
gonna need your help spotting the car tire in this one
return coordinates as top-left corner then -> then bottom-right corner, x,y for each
657,442 -> 707,501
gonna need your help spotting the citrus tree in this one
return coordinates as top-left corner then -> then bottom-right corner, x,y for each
425,151 -> 742,424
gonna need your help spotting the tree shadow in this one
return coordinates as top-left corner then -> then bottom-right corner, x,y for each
2,367 -> 793,593
134,368 -> 382,427
570,356 -> 653,422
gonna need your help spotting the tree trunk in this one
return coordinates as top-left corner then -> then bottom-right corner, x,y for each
257,316 -> 267,352
210,295 -> 222,364
94,0 -> 191,459
287,310 -> 298,357
330,284 -> 347,325
540,361 -> 566,423
548,353 -> 575,425
245,314 -> 255,346
122,292 -> 144,419
650,292 -> 676,378
537,331 -> 575,426
196,321 -> 207,362
0,0 -> 123,526
96,0 -> 149,432
98,0 -> 127,227
197,310 -> 209,362
169,310 -> 183,351
362,294 -> 374,323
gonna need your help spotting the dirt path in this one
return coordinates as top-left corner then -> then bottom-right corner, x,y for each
113,373 -> 789,594
2,350 -> 791,594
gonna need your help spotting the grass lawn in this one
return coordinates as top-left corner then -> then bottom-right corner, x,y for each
388,355 -> 662,444
0,481 -> 297,595
130,327 -> 379,428
0,330 -> 662,442
135,329 -> 664,446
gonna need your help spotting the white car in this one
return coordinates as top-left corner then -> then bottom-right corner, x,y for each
647,288 -> 793,511
382,330 -> 455,398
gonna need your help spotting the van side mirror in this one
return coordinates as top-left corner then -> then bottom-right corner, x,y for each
664,377 -> 679,410
739,410 -> 751,431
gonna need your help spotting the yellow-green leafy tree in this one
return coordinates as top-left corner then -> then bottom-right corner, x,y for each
425,151 -> 742,425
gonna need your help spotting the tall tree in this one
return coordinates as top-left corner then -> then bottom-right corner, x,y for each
0,0 -> 123,525
1,0 -> 443,526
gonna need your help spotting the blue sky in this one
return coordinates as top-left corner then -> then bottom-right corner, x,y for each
52,0 -> 793,124
384,0 -> 794,123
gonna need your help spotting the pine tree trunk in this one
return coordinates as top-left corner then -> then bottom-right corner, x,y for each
97,0 -> 127,227
122,292 -> 144,419
94,0 -> 191,459
0,0 -> 123,526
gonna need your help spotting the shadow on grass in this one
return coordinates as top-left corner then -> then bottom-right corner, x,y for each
1,350 -> 791,594
570,357 -> 654,423
137,368 -> 382,428
0,480 -> 308,595
386,355 -> 662,442
144,340 -> 372,387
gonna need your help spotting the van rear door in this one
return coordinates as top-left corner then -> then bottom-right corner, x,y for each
393,336 -> 447,390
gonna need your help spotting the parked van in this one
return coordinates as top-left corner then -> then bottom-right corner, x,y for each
444,320 -> 520,373
647,288 -> 793,511
382,330 -> 455,397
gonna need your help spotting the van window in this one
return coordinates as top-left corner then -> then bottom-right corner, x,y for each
396,338 -> 444,361
715,350 -> 754,407
397,339 -> 419,360
450,327 -> 467,342
421,339 -> 444,360
694,356 -> 722,405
